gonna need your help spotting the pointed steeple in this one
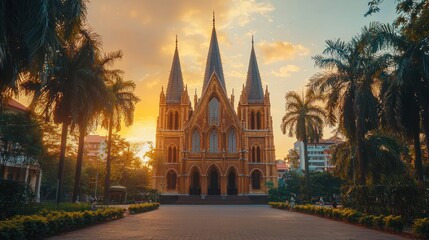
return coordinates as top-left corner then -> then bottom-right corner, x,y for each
166,35 -> 184,103
245,35 -> 264,103
203,12 -> 226,92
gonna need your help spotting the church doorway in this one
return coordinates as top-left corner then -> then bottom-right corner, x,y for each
227,171 -> 237,195
207,167 -> 220,195
189,170 -> 201,195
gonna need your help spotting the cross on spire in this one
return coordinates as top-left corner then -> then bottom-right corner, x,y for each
213,11 -> 215,27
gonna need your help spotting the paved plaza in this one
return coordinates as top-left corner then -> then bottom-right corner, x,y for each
49,205 -> 407,240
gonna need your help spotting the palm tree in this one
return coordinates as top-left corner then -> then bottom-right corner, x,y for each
26,28 -> 104,202
0,0 -> 86,104
281,90 -> 326,199
373,23 -> 429,181
330,131 -> 407,185
309,24 -> 390,185
102,77 -> 140,204
70,35 -> 126,202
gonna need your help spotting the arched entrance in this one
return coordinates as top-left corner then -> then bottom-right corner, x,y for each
227,171 -> 237,195
189,170 -> 201,195
251,170 -> 262,190
207,167 -> 220,195
166,170 -> 177,190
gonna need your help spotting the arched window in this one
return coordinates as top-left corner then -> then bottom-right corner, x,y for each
256,146 -> 261,162
192,130 -> 200,153
168,112 -> 173,129
166,171 -> 177,190
168,146 -> 173,163
209,129 -> 218,152
172,147 -> 177,162
174,112 -> 179,130
251,170 -> 262,189
250,111 -> 255,129
256,112 -> 262,129
208,97 -> 220,125
251,146 -> 256,162
228,129 -> 236,152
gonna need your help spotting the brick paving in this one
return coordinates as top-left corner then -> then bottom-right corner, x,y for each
49,205 -> 407,240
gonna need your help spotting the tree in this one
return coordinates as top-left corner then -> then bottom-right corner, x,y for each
102,76 -> 140,204
286,149 -> 300,169
365,0 -> 429,182
0,113 -> 44,179
330,131 -> 408,185
280,90 -> 326,199
0,0 -> 86,105
309,24 -> 390,185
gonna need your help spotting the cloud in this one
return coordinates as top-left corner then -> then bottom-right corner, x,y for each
227,0 -> 274,27
272,65 -> 301,77
258,41 -> 310,63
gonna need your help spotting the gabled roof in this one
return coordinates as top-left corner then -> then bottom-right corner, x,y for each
245,37 -> 264,103
202,14 -> 226,93
188,72 -> 242,131
166,36 -> 184,104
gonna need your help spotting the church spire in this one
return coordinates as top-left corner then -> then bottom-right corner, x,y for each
203,12 -> 226,92
245,35 -> 264,103
166,35 -> 184,103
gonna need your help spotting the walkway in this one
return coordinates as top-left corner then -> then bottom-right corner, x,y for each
49,205 -> 407,240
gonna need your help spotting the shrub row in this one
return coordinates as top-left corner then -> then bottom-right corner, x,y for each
413,218 -> 429,239
269,202 -> 403,233
128,202 -> 160,214
268,202 -> 291,210
293,204 -> 403,232
0,207 -> 125,240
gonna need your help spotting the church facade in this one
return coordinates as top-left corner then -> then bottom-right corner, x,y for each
152,18 -> 277,196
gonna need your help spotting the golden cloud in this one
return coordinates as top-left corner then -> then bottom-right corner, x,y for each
272,65 -> 301,77
258,41 -> 310,63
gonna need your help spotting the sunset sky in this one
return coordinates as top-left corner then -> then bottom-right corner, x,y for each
86,0 -> 396,160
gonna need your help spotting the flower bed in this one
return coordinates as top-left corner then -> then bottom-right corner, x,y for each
128,202 -> 160,214
413,218 -> 429,239
0,207 -> 125,240
269,203 -> 403,233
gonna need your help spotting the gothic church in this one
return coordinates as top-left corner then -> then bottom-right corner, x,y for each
153,16 -> 277,196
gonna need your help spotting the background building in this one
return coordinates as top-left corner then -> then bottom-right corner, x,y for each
84,135 -> 106,162
0,99 -> 42,202
293,137 -> 342,172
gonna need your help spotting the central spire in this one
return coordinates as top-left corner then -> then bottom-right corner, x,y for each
202,12 -> 226,92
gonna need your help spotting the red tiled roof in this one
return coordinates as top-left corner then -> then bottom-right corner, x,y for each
85,135 -> 106,143
7,99 -> 27,112
276,162 -> 287,170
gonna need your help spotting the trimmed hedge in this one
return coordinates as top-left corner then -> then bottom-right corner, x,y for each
413,218 -> 429,239
269,203 -> 403,233
128,202 -> 160,214
0,207 -> 125,240
268,202 -> 292,210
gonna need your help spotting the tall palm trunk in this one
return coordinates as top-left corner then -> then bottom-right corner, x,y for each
104,114 -> 113,204
356,136 -> 367,185
413,130 -> 424,182
72,124 -> 86,202
56,122 -> 69,203
302,130 -> 310,200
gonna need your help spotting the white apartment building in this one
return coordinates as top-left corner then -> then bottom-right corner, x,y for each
293,138 -> 341,172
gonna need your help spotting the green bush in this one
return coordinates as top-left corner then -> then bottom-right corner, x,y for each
0,207 -> 125,240
0,180 -> 36,220
413,218 -> 429,238
359,214 -> 375,227
373,215 -> 385,229
268,202 -> 291,210
384,215 -> 403,232
128,202 -> 160,214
